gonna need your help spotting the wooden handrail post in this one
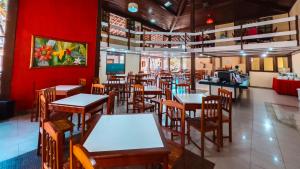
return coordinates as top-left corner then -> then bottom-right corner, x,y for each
240,25 -> 243,50
296,15 -> 299,46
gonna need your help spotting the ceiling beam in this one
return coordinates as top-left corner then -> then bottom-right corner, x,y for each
245,0 -> 290,12
170,0 -> 187,32
149,0 -> 177,16
102,6 -> 167,31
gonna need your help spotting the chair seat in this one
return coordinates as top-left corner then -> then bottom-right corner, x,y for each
50,111 -> 71,121
187,117 -> 219,132
222,114 -> 230,122
150,98 -> 160,104
135,102 -> 155,110
52,119 -> 74,133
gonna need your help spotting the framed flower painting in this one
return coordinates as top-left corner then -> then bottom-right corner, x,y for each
30,36 -> 88,68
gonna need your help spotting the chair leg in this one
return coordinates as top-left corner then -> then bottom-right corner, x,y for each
201,131 -> 205,157
229,120 -> 232,142
77,114 -> 81,131
217,129 -> 221,152
187,122 -> 191,144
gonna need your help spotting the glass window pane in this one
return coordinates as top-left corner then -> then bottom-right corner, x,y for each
277,57 -> 289,72
251,58 -> 260,71
170,58 -> 180,72
263,57 -> 274,71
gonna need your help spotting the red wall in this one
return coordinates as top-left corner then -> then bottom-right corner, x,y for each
10,0 -> 98,110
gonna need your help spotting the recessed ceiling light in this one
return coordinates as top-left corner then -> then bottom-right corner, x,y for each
261,53 -> 267,57
148,8 -> 153,14
164,1 -> 172,7
150,19 -> 156,23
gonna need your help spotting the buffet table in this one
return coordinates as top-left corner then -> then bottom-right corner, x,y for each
198,79 -> 249,100
272,78 -> 300,96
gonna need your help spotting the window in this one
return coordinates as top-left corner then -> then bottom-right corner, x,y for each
0,0 -> 8,72
106,52 -> 125,74
170,58 -> 181,72
251,58 -> 260,71
263,57 -> 274,71
277,57 -> 289,72
249,56 -> 291,72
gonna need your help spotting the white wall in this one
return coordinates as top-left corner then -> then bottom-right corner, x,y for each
249,71 -> 278,88
292,52 -> 300,76
98,49 -> 140,83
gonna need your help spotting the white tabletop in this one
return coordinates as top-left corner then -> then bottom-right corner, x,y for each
175,93 -> 206,104
84,114 -> 164,152
103,80 -> 126,84
51,93 -> 108,107
144,86 -> 162,92
55,85 -> 81,91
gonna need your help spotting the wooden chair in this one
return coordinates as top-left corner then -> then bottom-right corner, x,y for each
133,84 -> 155,113
37,88 -> 73,156
71,144 -> 97,169
42,120 -> 73,169
218,88 -> 233,143
93,77 -> 100,84
175,83 -> 191,94
159,99 -> 186,144
79,78 -> 87,87
187,95 -> 222,157
107,90 -> 116,115
31,90 -> 42,122
90,84 -> 105,95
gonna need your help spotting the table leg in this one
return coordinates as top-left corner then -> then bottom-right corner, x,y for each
163,156 -> 168,169
81,112 -> 85,136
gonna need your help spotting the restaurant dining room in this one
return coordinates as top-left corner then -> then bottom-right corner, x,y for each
1,0 -> 300,169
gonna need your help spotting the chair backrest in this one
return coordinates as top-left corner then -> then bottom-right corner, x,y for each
165,88 -> 172,100
159,99 -> 186,146
72,144 -> 96,169
176,83 -> 190,94
201,96 -> 222,129
42,121 -> 64,169
93,77 -> 100,84
40,94 -> 50,122
133,84 -> 145,109
160,80 -> 172,95
91,84 -> 105,95
43,87 -> 56,103
107,90 -> 115,115
79,78 -> 87,86
218,88 -> 232,113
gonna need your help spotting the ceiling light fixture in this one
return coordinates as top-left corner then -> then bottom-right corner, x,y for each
128,2 -> 138,13
206,14 -> 214,24
150,19 -> 156,23
164,1 -> 172,7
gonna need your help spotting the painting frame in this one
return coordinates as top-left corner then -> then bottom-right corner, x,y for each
30,35 -> 88,68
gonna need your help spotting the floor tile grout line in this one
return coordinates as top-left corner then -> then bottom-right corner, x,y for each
266,103 -> 288,169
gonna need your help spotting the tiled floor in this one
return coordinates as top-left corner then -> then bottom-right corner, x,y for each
1,87 -> 300,169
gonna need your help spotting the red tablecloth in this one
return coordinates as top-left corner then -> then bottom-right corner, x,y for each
272,78 -> 300,96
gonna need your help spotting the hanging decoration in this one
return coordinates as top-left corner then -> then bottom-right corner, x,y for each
206,14 -> 214,24
128,1 -> 138,13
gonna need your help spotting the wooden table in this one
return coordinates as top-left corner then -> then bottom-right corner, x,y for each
175,93 -> 206,111
49,94 -> 108,135
55,85 -> 82,97
144,86 -> 163,96
82,114 -> 169,169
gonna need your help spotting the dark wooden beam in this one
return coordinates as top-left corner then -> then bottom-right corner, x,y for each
170,0 -> 187,32
1,0 -> 19,99
95,0 -> 102,77
103,6 -> 167,32
245,0 -> 290,12
150,0 -> 177,16
190,0 -> 196,91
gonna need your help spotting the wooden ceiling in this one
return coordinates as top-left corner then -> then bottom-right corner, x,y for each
102,0 -> 297,31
